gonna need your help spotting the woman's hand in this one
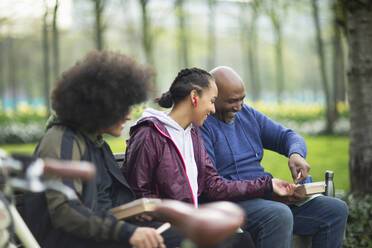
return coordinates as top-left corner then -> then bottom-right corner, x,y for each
129,227 -> 166,248
135,214 -> 154,222
272,191 -> 310,205
271,178 -> 296,196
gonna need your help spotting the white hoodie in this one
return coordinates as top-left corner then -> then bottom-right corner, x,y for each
139,108 -> 199,207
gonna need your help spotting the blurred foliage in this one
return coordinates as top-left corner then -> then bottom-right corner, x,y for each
130,101 -> 350,125
0,0 -> 345,104
128,101 -> 350,135
0,101 -> 350,144
249,101 -> 349,123
343,194 -> 372,248
249,101 -> 349,135
0,123 -> 45,144
0,102 -> 46,144
130,104 -> 147,121
0,101 -> 47,125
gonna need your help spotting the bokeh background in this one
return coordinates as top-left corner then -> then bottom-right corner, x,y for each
0,1 -> 371,246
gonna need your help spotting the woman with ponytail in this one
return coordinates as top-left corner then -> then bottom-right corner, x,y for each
123,67 -> 295,233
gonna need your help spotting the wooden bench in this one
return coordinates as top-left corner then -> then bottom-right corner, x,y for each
114,152 -> 317,247
114,152 -> 126,168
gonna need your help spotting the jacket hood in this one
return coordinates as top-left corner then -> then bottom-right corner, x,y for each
133,108 -> 192,134
45,112 -> 62,130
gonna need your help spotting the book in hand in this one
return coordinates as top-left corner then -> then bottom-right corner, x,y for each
109,198 -> 162,220
295,181 -> 326,196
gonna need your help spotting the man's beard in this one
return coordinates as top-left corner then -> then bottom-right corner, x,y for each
225,111 -> 236,124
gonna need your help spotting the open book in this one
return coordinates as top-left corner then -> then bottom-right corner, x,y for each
295,181 -> 326,196
109,198 -> 162,220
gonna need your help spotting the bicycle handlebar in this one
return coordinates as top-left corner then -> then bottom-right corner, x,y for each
1,151 -> 96,182
42,159 -> 96,181
155,200 -> 245,247
1,151 -> 96,196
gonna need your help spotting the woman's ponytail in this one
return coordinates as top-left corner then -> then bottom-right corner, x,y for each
156,91 -> 173,108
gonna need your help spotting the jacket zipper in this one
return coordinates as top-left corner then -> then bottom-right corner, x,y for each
153,123 -> 197,208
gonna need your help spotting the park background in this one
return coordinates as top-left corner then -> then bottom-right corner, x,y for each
0,0 -> 370,247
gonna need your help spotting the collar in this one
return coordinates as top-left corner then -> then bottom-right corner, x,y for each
83,131 -> 105,147
45,112 -> 62,130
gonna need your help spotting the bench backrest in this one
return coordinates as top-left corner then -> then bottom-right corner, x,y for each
113,153 -> 125,168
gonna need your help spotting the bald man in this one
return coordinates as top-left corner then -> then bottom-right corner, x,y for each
200,66 -> 348,248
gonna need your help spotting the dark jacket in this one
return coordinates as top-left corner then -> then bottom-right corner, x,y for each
123,117 -> 273,206
23,124 -> 137,248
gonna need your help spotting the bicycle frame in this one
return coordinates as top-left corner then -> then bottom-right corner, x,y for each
8,203 -> 40,248
0,150 -> 86,248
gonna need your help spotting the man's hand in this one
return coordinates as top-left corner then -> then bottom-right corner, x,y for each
288,153 -> 310,184
129,227 -> 166,248
272,190 -> 310,205
272,178 -> 296,196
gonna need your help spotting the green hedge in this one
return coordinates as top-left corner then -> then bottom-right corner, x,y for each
0,111 -> 46,144
0,102 -> 350,144
343,194 -> 372,247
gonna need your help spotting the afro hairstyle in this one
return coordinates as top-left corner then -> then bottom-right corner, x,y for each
51,50 -> 154,132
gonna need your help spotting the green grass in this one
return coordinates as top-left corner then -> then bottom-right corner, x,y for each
0,137 -> 127,155
262,136 -> 349,192
0,135 -> 350,192
0,143 -> 39,154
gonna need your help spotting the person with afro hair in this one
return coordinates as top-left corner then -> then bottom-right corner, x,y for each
23,50 -> 181,248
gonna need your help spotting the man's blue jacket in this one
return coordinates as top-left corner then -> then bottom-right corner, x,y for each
200,104 -> 307,181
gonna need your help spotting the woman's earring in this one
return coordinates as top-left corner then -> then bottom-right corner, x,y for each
193,96 -> 198,107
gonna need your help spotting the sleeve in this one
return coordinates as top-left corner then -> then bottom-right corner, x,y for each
36,127 -> 137,244
123,126 -> 160,199
202,151 -> 273,201
252,107 -> 307,158
197,131 -> 273,201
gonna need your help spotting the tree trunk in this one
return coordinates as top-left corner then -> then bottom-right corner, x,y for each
332,0 -> 346,109
22,54 -> 32,100
94,0 -> 104,50
52,0 -> 60,80
272,18 -> 284,104
207,0 -> 216,70
139,0 -> 154,66
311,0 -> 336,133
176,0 -> 189,68
347,0 -> 372,194
248,9 -> 260,102
8,37 -> 16,109
139,0 -> 156,93
0,40 -> 4,101
264,0 -> 285,104
240,5 -> 252,100
332,22 -> 346,104
241,3 -> 260,101
336,0 -> 348,40
42,2 -> 51,116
